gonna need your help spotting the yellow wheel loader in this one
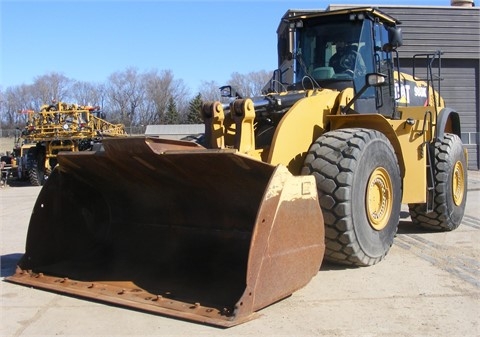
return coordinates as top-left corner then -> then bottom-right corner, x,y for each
7,7 -> 467,327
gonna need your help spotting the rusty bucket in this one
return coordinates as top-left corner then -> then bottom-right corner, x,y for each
7,137 -> 325,327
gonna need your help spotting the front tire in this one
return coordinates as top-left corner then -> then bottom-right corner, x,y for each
302,128 -> 402,266
408,134 -> 467,231
29,151 -> 47,186
29,160 -> 46,186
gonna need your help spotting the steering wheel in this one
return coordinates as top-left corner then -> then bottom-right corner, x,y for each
339,50 -> 366,77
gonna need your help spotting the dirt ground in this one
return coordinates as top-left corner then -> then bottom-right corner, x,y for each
1,169 -> 479,336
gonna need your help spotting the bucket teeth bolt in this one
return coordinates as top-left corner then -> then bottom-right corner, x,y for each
189,302 -> 201,310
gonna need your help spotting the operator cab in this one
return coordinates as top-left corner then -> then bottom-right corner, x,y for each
273,7 -> 402,116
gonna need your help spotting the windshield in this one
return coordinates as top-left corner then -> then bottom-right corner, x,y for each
294,17 -> 373,88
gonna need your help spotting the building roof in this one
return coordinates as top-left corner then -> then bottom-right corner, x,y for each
145,124 -> 204,137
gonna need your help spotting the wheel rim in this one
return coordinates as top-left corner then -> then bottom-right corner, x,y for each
452,160 -> 465,206
366,167 -> 393,231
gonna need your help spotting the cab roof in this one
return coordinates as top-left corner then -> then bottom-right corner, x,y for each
282,7 -> 401,26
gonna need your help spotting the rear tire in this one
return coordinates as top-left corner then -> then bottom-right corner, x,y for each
302,128 -> 402,266
408,134 -> 467,231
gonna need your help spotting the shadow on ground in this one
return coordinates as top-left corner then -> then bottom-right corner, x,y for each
319,210 -> 445,271
1,178 -> 36,188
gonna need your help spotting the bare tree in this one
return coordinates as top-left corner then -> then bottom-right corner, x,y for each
70,81 -> 105,107
106,67 -> 145,126
144,69 -> 174,124
249,70 -> 274,95
144,69 -> 190,125
1,72 -> 73,130
0,68 -> 273,132
198,80 -> 222,102
1,84 -> 36,129
31,72 -> 72,109
170,78 -> 190,123
197,70 -> 271,104
228,70 -> 272,98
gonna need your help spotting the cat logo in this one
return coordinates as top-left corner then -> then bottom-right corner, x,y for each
395,79 -> 428,106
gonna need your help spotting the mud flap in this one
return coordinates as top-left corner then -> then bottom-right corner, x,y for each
6,137 -> 325,327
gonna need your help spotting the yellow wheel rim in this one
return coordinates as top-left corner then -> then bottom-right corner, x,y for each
366,167 -> 393,231
452,160 -> 465,206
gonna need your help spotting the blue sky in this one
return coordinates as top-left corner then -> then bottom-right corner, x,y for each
1,0 -> 453,94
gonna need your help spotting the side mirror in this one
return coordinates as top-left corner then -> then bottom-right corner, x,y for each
387,26 -> 403,48
220,85 -> 233,98
219,85 -> 242,99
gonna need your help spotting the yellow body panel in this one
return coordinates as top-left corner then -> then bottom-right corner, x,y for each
396,106 -> 437,203
267,89 -> 347,173
389,118 -> 427,203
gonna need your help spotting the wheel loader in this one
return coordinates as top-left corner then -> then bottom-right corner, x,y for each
7,7 -> 467,327
16,101 -> 126,185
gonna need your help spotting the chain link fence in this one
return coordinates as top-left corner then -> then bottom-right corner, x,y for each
0,129 -> 20,138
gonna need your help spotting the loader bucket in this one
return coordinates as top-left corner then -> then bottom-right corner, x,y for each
6,137 -> 325,327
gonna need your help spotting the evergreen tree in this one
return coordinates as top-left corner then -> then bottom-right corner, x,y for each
164,96 -> 180,124
187,93 -> 204,124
